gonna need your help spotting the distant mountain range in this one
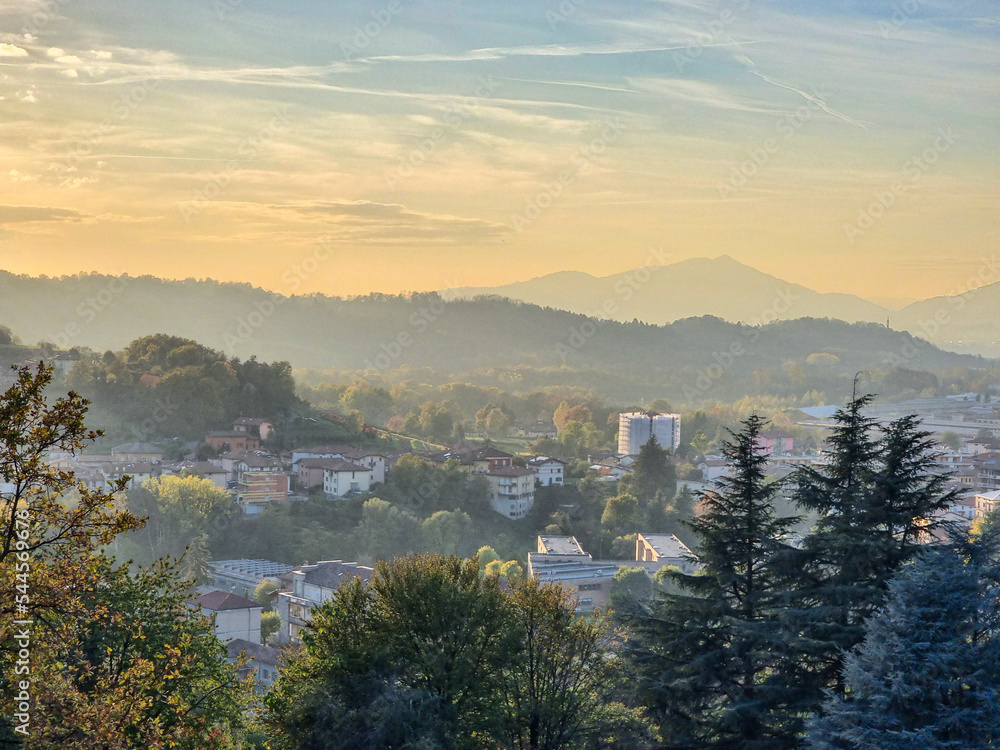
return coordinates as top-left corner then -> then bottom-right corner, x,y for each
446,256 -> 1000,357
0,269 -> 990,405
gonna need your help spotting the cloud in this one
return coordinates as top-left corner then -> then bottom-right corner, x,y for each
0,43 -> 28,57
256,200 -> 512,243
46,47 -> 64,57
55,54 -> 84,65
90,49 -> 113,60
60,69 -> 79,78
8,169 -> 38,182
0,205 -> 86,223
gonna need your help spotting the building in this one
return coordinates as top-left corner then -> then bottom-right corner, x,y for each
275,560 -> 374,643
191,590 -> 262,644
485,466 -> 535,519
618,411 -> 681,455
227,639 -> 281,690
528,536 -> 618,613
234,454 -> 289,515
972,452 -> 1000,492
205,431 -> 260,453
417,444 -> 514,476
110,442 -> 164,464
697,457 -> 732,482
292,445 -> 387,483
232,417 -> 274,441
322,459 -> 372,498
753,432 -> 794,456
974,490 -> 1000,518
210,559 -> 294,598
527,456 -> 566,487
635,533 -> 697,573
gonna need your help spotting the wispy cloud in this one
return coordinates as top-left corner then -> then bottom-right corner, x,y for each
0,205 -> 87,223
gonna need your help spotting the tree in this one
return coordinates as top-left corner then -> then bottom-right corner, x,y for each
421,510 -> 474,556
631,435 -> 677,506
264,555 -> 515,750
358,498 -> 422,563
786,394 -> 959,707
495,578 -> 655,750
939,429 -> 962,451
808,539 -> 1000,749
254,579 -> 281,610
0,325 -> 19,346
622,415 -> 801,749
600,492 -> 641,537
0,364 -> 250,748
609,567 -> 653,612
261,610 -> 283,644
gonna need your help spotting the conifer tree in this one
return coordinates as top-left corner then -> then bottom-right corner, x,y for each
785,389 -> 958,707
808,539 -> 1000,749
622,415 -> 800,749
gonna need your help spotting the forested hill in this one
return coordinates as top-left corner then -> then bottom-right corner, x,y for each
0,271 -> 987,401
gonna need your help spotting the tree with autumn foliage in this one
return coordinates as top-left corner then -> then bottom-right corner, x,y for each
0,364 -> 252,748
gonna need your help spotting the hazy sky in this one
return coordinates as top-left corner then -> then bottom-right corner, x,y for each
1,0 -> 997,300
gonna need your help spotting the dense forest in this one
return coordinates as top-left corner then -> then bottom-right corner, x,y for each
0,272 -> 990,406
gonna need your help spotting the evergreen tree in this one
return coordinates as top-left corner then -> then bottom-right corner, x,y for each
622,415 -> 800,749
785,391 -> 959,707
631,435 -> 677,505
808,539 -> 1000,749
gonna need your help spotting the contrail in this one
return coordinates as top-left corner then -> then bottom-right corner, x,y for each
735,52 -> 868,129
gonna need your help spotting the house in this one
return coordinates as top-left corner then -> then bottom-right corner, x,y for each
227,639 -> 281,691
512,420 -> 558,439
974,490 -> 1000,518
972,452 -> 1000,492
233,454 -> 288,515
417,444 -> 514,475
527,456 -> 566,487
322,459 -> 372,498
164,460 -> 229,488
635,533 -> 697,573
210,559 -> 294,598
697,457 -> 732,482
275,560 -> 374,643
485,466 -> 535,519
191,590 -> 262,644
753,431 -> 794,456
205,431 -> 260,453
110,442 -> 164,464
292,445 -> 387,483
233,417 -> 274,441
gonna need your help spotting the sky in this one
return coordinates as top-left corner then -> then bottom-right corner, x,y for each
0,0 -> 997,301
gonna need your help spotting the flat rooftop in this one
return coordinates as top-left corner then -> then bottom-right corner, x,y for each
537,535 -> 587,556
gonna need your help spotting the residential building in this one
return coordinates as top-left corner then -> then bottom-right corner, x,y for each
210,559 -> 293,598
191,590 -> 262,644
233,454 -> 288,515
110,442 -> 164,464
322,459 -> 372,498
233,417 -> 275,441
975,490 -> 1000,519
617,411 -> 681,455
635,533 -> 697,573
227,639 -> 281,690
697,457 -> 731,482
417,444 -> 514,475
527,456 -> 566,487
972,452 -> 1000,492
205,431 -> 260,453
292,445 -> 387,483
275,560 -> 374,643
486,466 -> 535,519
753,431 -> 794,456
